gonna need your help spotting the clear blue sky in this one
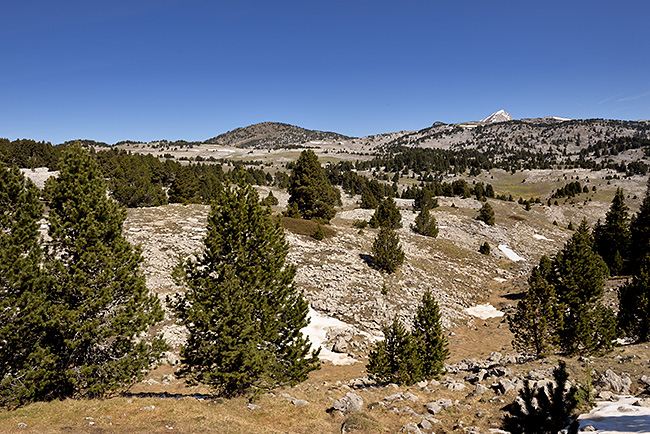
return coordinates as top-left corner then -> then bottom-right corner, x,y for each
2,0 -> 649,144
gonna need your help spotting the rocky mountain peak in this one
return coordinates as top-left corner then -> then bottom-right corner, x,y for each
480,110 -> 514,124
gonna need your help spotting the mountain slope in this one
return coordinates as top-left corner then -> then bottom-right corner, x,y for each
205,122 -> 354,148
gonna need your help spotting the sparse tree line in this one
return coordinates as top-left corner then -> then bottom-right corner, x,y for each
510,187 -> 650,358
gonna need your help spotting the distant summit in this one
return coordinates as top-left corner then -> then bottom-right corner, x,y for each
480,110 -> 514,124
205,122 -> 353,148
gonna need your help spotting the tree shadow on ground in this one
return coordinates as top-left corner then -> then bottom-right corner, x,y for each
359,254 -> 374,267
121,391 -> 220,400
502,292 -> 525,301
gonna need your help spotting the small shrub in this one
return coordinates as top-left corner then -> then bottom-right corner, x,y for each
476,202 -> 495,225
479,242 -> 490,255
372,226 -> 404,274
352,219 -> 368,229
312,223 -> 324,240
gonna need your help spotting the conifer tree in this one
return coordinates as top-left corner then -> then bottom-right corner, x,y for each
502,361 -> 579,434
43,144 -> 166,399
174,183 -> 319,397
593,188 -> 630,275
367,319 -> 422,385
360,187 -> 379,209
618,254 -> 650,342
109,156 -> 167,208
372,226 -> 405,274
411,204 -> 438,237
510,220 -> 616,357
312,223 -> 325,240
260,190 -> 279,207
168,165 -> 201,204
551,219 -> 615,355
369,196 -> 402,229
412,290 -> 448,379
0,164 -> 50,407
509,258 -> 563,358
287,150 -> 339,222
476,202 -> 495,225
630,184 -> 650,273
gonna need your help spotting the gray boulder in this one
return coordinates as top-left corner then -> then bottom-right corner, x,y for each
400,422 -> 423,434
425,398 -> 453,415
597,369 -> 632,394
333,392 -> 364,413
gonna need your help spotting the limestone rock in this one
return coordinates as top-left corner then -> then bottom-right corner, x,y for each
425,398 -> 453,414
333,392 -> 364,413
597,369 -> 632,394
400,422 -> 423,434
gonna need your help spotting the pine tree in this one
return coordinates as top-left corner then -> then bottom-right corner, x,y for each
360,187 -> 379,209
552,219 -> 615,355
312,223 -> 325,240
411,205 -> 439,237
372,226 -> 405,274
618,253 -> 650,342
0,164 -> 50,407
476,202 -> 495,225
502,361 -> 579,434
630,185 -> 650,273
42,143 -> 166,399
260,190 -> 279,207
174,183 -> 319,397
168,165 -> 201,204
412,290 -> 448,379
479,242 -> 491,255
369,196 -> 402,229
109,155 -> 167,208
509,258 -> 563,358
593,188 -> 630,275
287,150 -> 339,222
367,319 -> 422,385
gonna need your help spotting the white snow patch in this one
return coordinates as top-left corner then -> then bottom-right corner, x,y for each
301,307 -> 359,366
577,395 -> 650,433
493,277 -> 507,283
533,234 -> 553,241
498,245 -> 525,262
465,304 -> 504,320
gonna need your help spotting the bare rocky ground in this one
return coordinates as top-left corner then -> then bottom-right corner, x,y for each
116,172 -> 650,433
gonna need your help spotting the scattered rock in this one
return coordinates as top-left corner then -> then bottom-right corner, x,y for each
641,375 -> 650,387
465,369 -> 487,384
400,422 -> 423,434
139,405 -> 155,411
596,369 -> 632,394
333,392 -> 364,414
633,398 -> 650,408
18,423 -> 27,429
474,383 -> 490,395
597,390 -> 614,401
418,419 -> 434,431
446,380 -> 466,392
247,403 -> 261,410
425,398 -> 453,414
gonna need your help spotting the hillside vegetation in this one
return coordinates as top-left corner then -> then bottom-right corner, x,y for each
3,117 -> 650,433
